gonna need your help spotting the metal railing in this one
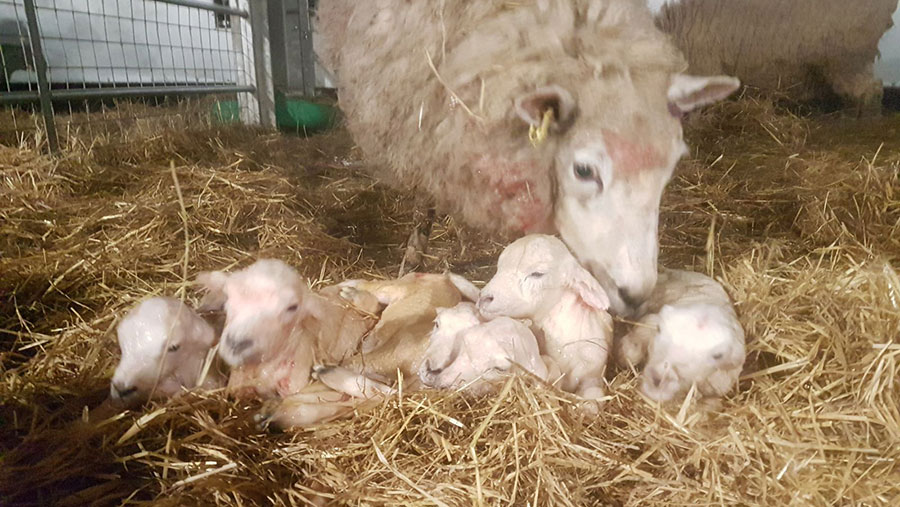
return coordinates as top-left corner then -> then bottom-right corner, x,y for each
0,0 -> 274,153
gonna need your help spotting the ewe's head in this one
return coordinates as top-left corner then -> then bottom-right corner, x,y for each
477,234 -> 609,320
197,259 -> 312,367
419,303 -> 544,393
111,297 -> 217,408
641,303 -> 745,402
515,72 -> 739,314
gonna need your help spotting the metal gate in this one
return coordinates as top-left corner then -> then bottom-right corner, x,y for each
0,0 -> 275,152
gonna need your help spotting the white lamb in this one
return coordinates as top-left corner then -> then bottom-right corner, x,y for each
195,258 -> 380,400
477,234 -> 613,400
110,296 -> 225,408
616,268 -> 746,402
418,302 -> 550,393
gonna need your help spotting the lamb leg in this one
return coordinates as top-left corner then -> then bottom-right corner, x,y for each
399,207 -> 436,276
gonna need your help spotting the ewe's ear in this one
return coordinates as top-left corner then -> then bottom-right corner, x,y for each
514,85 -> 576,129
195,270 -> 229,312
563,260 -> 610,311
667,74 -> 740,113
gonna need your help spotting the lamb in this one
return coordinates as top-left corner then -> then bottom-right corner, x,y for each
256,273 -> 479,428
315,0 -> 740,314
655,0 -> 898,115
263,300 -> 551,429
195,258 -> 381,399
616,268 -> 746,402
109,296 -> 225,408
418,302 -> 551,394
197,259 -> 479,402
477,234 -> 614,400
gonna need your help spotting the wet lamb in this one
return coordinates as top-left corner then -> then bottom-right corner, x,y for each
418,302 -> 550,394
196,258 -> 381,399
477,234 -> 613,400
616,268 -> 746,402
110,296 -> 225,408
260,273 -> 477,428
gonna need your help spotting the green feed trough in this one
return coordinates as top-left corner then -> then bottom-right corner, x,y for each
212,95 -> 339,134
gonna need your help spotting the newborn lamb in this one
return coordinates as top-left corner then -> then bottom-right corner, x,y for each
268,300 -> 549,428
477,234 -> 613,400
110,296 -> 225,408
418,302 -> 550,394
258,271 -> 477,428
616,268 -> 746,402
196,258 -> 381,399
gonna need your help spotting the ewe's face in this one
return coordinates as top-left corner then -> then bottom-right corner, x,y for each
514,75 -> 739,314
477,235 -> 569,319
553,80 -> 684,316
218,274 -> 304,367
111,299 -> 214,408
640,305 -> 741,402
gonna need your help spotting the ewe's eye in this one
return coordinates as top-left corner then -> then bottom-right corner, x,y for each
528,271 -> 545,279
712,352 -> 724,360
285,304 -> 299,313
573,162 -> 594,180
168,344 -> 181,353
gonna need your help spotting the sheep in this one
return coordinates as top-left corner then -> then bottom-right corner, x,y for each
315,0 -> 740,315
262,301 -> 552,429
257,273 -> 478,428
655,0 -> 897,116
109,296 -> 225,408
616,268 -> 746,402
418,302 -> 551,394
197,259 -> 479,403
295,273 -> 474,387
195,258 -> 382,399
477,234 -> 614,401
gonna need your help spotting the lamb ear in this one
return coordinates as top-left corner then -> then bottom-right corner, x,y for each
195,270 -> 229,312
563,260 -> 610,311
296,289 -> 327,324
667,74 -> 740,113
514,85 -> 576,128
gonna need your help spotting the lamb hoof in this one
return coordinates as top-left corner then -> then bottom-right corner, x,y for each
339,286 -> 357,299
254,400 -> 283,432
311,364 -> 335,380
575,386 -> 607,416
398,208 -> 436,276
399,228 -> 429,276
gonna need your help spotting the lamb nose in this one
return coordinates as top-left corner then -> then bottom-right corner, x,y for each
114,383 -> 137,398
477,295 -> 494,310
618,287 -> 638,308
226,335 -> 253,354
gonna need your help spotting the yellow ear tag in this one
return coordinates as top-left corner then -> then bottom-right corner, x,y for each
528,108 -> 555,148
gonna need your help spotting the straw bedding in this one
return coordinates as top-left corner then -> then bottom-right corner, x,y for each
1,95 -> 898,505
